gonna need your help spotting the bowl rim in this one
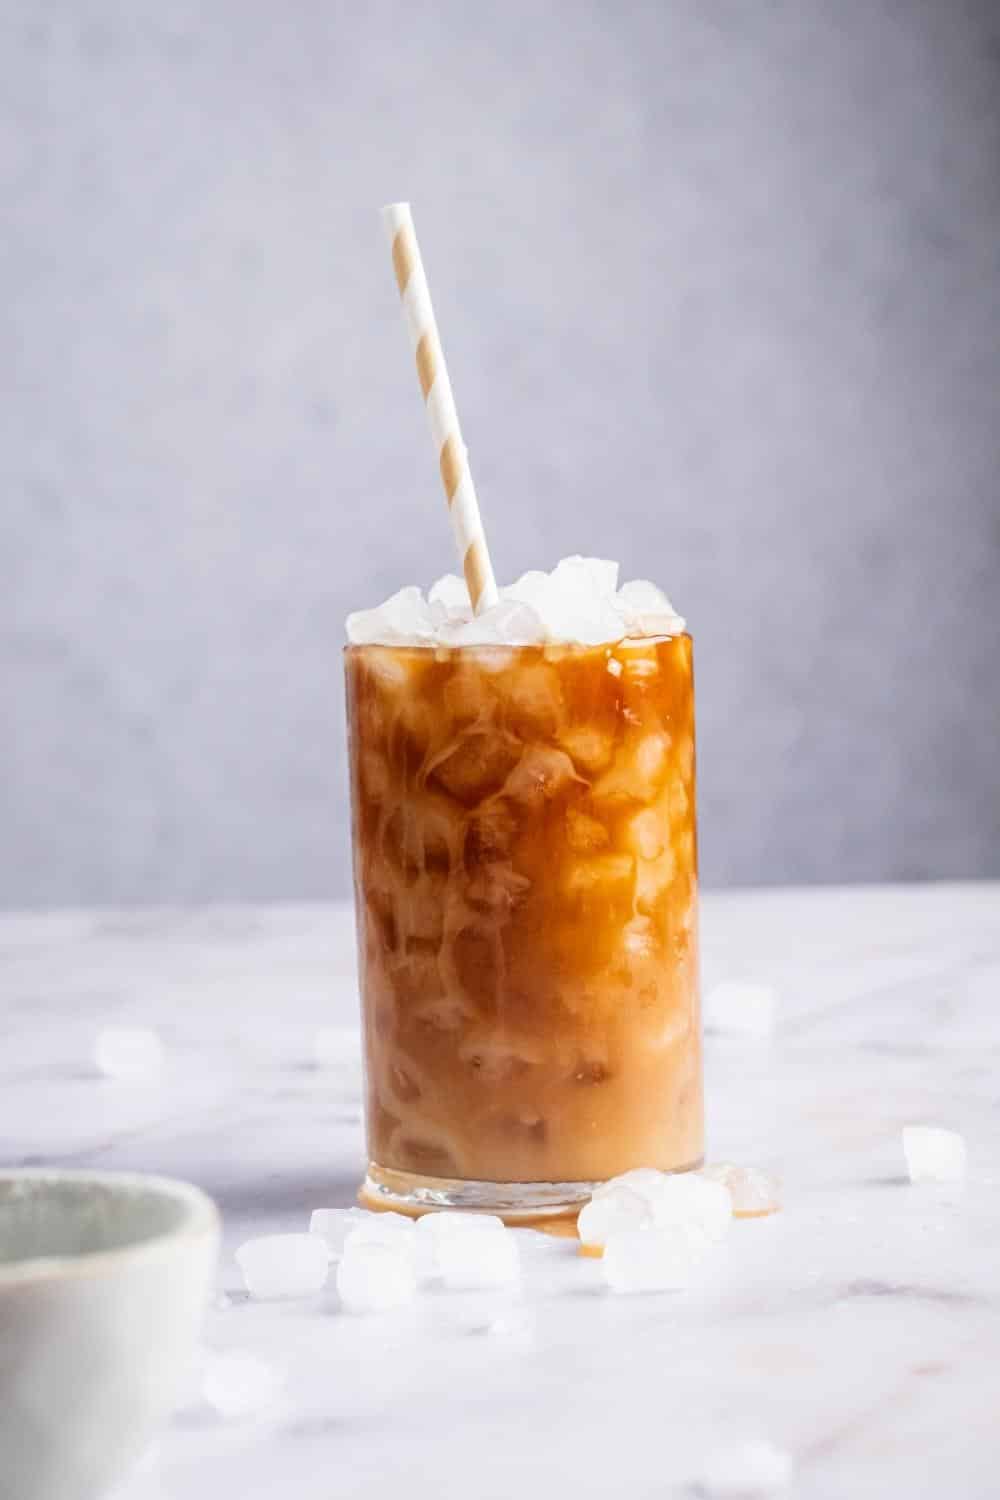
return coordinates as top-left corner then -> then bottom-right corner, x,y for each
0,1168 -> 219,1287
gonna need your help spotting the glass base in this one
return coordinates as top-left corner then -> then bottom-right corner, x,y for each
360,1163 -> 599,1223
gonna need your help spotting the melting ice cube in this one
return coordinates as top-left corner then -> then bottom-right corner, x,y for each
602,1226 -> 703,1293
902,1126 -> 967,1184
235,1234 -> 329,1299
308,1207 -> 370,1259
336,1239 -> 417,1313
578,1185 -> 653,1251
700,1164 -> 782,1217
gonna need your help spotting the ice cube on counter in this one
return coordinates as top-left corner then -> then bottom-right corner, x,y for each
202,1351 -> 284,1420
309,1207 -> 370,1259
703,982 -> 778,1039
93,1026 -> 165,1081
414,1211 -> 518,1286
602,1226 -> 703,1293
902,1125 -> 967,1184
582,1169 -> 732,1251
577,1185 -> 653,1251
336,1240 -> 417,1313
437,1226 -> 521,1290
696,1439 -> 794,1496
235,1234 -> 329,1299
701,1164 -> 782,1217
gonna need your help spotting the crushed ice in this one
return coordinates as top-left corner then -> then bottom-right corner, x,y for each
346,557 -> 685,647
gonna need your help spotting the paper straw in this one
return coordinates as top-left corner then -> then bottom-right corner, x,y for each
381,203 -> 499,614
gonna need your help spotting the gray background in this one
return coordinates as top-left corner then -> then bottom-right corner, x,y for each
3,0 -> 999,907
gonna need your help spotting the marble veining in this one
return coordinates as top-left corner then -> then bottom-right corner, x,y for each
2,884 -> 999,1499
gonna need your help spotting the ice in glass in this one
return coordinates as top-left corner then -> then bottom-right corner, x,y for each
345,622 -> 702,1216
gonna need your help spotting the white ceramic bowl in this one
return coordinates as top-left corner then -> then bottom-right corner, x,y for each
0,1170 -> 219,1500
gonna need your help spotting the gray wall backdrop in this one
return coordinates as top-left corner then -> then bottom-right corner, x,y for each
3,0 -> 999,907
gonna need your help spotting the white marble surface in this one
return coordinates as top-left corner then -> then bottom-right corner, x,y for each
2,885 -> 999,1499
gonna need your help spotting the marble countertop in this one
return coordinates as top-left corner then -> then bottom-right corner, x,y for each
2,884 -> 999,1499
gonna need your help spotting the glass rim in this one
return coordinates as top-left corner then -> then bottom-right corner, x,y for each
343,631 -> 692,660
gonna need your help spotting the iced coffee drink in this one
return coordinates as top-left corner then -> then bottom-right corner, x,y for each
346,560 -> 702,1217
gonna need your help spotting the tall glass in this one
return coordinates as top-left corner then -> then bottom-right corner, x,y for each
345,633 -> 702,1218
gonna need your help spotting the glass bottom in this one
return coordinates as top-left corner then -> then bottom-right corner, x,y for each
360,1156 -> 705,1223
360,1163 -> 599,1223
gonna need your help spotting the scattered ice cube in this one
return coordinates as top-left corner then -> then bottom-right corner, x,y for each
701,1164 -> 782,1217
588,1169 -> 732,1247
309,1207 -> 370,1259
578,1185 -> 653,1251
437,1224 -> 520,1290
903,1126 -> 967,1184
346,585 -> 444,645
202,1351 -> 284,1421
696,1438 -> 794,1496
345,1211 -> 417,1251
336,1239 -> 417,1313
93,1026 -> 165,1081
602,1226 -> 703,1293
645,1174 -> 733,1245
312,1025 -> 361,1068
704,982 -> 778,1039
235,1234 -> 329,1299
414,1211 -> 510,1279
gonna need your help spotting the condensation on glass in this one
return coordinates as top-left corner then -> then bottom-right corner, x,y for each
345,635 -> 703,1218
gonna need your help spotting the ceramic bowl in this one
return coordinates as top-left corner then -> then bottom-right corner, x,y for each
0,1169 -> 219,1500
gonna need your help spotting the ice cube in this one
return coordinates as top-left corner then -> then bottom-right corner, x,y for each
415,1211 -> 508,1279
703,982 -> 778,1039
344,1211 -> 417,1250
450,600 -> 546,646
602,1225 -> 703,1293
501,569 -> 552,612
645,1173 -> 732,1245
615,579 -> 686,636
696,1439 -> 794,1496
312,1025 -> 362,1068
428,573 -> 472,614
235,1234 -> 329,1299
503,745 -> 580,807
551,555 -> 620,597
540,560 -> 626,645
93,1026 -> 165,1081
437,1224 -> 520,1290
346,586 -> 443,645
592,1167 -> 669,1200
336,1239 -> 417,1313
202,1351 -> 284,1420
578,1185 -> 653,1251
700,1164 -> 782,1217
902,1126 -> 967,1184
309,1207 -> 371,1259
591,1169 -> 732,1246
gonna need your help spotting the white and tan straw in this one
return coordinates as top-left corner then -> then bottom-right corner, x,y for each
381,203 -> 499,614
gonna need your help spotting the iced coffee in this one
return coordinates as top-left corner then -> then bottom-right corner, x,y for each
345,563 -> 702,1216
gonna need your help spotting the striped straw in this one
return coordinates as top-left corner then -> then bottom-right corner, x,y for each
381,203 -> 499,615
